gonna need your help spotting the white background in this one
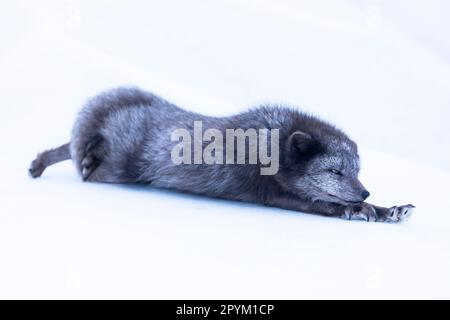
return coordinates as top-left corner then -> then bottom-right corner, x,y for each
1,0 -> 449,299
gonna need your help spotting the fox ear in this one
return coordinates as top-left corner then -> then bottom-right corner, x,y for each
288,131 -> 320,156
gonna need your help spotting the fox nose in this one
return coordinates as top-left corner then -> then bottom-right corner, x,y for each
361,190 -> 370,200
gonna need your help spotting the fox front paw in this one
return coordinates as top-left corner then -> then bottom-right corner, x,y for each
342,203 -> 415,223
383,204 -> 415,223
342,203 -> 377,222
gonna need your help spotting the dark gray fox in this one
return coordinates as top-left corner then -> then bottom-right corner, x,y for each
29,87 -> 414,222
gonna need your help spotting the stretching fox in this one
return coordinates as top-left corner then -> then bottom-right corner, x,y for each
29,87 -> 414,222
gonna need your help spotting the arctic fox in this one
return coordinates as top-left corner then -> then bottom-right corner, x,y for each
29,87 -> 414,222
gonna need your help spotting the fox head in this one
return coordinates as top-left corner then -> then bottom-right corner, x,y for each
278,130 -> 370,206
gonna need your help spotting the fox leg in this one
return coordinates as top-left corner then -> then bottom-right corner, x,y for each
266,196 -> 346,218
29,143 -> 71,178
267,195 -> 414,223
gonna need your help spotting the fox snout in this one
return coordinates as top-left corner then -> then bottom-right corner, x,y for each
344,189 -> 370,204
351,179 -> 370,202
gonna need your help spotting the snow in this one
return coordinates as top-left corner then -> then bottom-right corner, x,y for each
1,0 -> 449,299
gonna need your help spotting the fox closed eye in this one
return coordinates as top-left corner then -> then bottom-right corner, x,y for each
329,169 -> 342,175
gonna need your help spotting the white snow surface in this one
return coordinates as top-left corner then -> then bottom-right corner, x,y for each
1,0 -> 449,299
